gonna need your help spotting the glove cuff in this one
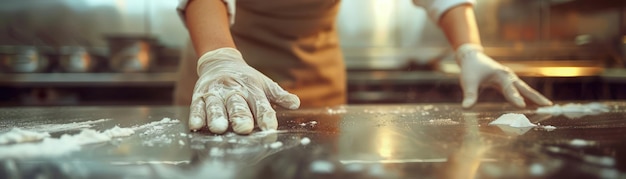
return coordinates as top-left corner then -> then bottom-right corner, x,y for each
455,43 -> 484,63
196,47 -> 246,76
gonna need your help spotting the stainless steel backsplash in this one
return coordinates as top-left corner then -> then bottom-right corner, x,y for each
0,0 -> 623,66
0,0 -> 185,47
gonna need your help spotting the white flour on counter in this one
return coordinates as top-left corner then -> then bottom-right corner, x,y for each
298,121 -> 318,127
142,134 -> 174,147
0,118 -> 178,159
135,118 -> 179,134
19,118 -> 111,133
300,137 -> 311,145
536,103 -> 609,117
0,127 -> 132,158
0,128 -> 50,145
489,113 -> 537,128
268,141 -> 283,149
428,118 -> 460,125
541,125 -> 557,131
489,114 -> 562,135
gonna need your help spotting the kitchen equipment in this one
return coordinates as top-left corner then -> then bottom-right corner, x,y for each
106,35 -> 156,73
0,46 -> 49,73
57,46 -> 94,73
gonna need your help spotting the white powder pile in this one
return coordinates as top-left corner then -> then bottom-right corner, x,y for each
69,129 -> 112,145
310,160 -> 334,173
542,125 -> 557,131
537,103 -> 609,115
19,118 -> 111,133
0,137 -> 81,158
268,141 -> 283,149
143,134 -> 174,147
0,117 -> 176,159
102,126 -> 135,138
0,126 -> 134,158
137,118 -> 180,136
300,137 -> 311,145
489,113 -> 537,128
428,118 -> 460,125
0,128 -> 50,145
134,117 -> 179,130
298,121 -> 318,127
569,139 -> 594,147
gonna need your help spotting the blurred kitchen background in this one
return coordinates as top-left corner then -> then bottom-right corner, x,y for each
0,0 -> 625,106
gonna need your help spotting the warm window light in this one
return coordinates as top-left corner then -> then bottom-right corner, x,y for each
377,126 -> 395,159
378,137 -> 393,158
371,0 -> 394,46
538,67 -> 588,77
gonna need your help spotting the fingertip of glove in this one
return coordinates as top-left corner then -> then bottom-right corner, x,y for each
462,95 -> 477,109
462,99 -> 475,109
209,117 -> 228,134
511,95 -> 527,108
278,94 -> 300,110
231,117 -> 254,134
188,116 -> 204,131
538,98 -> 554,106
233,126 -> 253,134
254,109 -> 278,131
260,122 -> 278,131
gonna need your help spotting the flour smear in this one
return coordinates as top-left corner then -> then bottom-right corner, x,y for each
0,118 -> 179,159
0,128 -> 50,145
536,103 -> 609,115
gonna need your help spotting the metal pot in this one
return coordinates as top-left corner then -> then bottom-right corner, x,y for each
106,35 -> 155,73
0,46 -> 49,73
57,46 -> 94,73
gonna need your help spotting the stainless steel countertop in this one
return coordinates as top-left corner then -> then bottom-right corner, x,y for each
1,102 -> 626,178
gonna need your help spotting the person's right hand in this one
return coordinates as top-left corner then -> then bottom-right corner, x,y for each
456,44 -> 553,108
189,48 -> 300,134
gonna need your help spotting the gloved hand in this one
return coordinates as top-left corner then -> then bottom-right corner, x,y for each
189,48 -> 300,134
456,44 -> 553,108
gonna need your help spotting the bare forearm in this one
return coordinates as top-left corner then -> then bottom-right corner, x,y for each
438,4 -> 481,50
185,0 -> 235,57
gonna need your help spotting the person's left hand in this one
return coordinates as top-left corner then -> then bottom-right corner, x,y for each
456,44 -> 553,108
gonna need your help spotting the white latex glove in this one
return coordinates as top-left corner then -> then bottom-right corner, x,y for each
456,44 -> 553,108
189,48 -> 300,134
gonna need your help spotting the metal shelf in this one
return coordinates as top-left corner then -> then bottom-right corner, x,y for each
0,72 -> 177,87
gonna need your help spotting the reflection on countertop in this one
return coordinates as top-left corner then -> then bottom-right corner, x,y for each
0,102 -> 626,178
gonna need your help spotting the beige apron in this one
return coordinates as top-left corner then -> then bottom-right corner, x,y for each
174,0 -> 346,108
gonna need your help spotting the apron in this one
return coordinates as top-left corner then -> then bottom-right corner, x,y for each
174,0 -> 347,108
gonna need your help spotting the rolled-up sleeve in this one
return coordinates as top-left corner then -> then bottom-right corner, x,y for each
177,0 -> 237,26
413,0 -> 475,23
